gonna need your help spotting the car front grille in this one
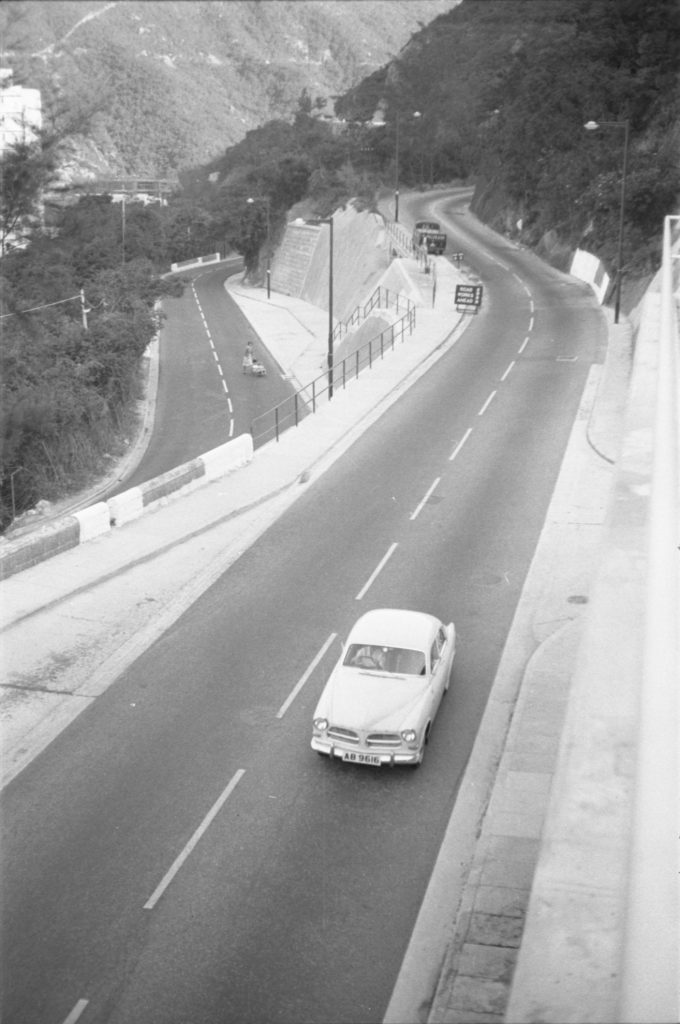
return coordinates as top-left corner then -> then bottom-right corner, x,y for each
366,732 -> 401,748
328,726 -> 359,744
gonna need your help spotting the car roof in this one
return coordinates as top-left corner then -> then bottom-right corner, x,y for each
347,608 -> 440,650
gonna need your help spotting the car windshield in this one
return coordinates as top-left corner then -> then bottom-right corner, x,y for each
343,644 -> 427,675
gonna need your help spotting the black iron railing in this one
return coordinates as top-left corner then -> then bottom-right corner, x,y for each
251,291 -> 416,447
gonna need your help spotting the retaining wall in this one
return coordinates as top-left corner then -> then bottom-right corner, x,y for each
270,223 -> 320,299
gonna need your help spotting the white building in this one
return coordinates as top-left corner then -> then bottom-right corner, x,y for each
0,69 -> 42,155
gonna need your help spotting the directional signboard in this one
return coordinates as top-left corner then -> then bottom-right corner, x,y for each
455,283 -> 483,313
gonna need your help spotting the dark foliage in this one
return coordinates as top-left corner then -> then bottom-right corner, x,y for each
0,164 -> 183,528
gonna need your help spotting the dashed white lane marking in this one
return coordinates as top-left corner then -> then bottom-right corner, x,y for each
478,390 -> 497,416
501,360 -> 516,381
276,633 -> 338,719
410,477 -> 441,521
61,1000 -> 89,1024
356,543 -> 399,601
143,769 -> 245,910
191,282 -> 234,435
449,428 -> 472,462
518,336 -> 530,354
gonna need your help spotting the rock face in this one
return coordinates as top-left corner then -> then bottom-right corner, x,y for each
8,0 -> 459,179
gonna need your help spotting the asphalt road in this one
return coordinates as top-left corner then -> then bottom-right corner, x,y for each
0,197 -> 606,1024
114,257 -> 295,494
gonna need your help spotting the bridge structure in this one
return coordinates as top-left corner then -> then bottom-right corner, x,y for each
67,177 -> 178,198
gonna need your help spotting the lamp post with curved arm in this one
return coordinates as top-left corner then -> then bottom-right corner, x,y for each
584,119 -> 630,324
246,195 -> 271,298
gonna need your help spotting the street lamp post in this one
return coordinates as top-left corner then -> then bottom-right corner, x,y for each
394,110 -> 421,223
247,195 -> 271,298
320,215 -> 334,399
395,114 -> 400,223
584,118 -> 630,324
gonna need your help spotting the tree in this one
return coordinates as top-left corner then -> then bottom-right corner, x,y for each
0,137 -> 59,254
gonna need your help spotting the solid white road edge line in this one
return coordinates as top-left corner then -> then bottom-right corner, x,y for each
410,477 -> 442,521
143,769 -> 245,910
449,428 -> 472,462
355,543 -> 399,600
478,390 -> 497,416
61,999 -> 89,1024
277,633 -> 338,719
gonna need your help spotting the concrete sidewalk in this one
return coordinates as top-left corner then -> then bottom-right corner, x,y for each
0,256 -> 468,788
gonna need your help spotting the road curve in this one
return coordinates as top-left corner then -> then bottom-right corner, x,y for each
112,258 -> 295,495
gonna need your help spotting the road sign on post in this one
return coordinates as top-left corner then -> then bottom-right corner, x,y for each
455,283 -> 483,313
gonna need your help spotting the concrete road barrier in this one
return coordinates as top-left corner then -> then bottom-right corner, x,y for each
200,434 -> 253,481
0,517 -> 80,580
74,502 -> 110,542
140,460 -> 204,506
107,487 -> 144,527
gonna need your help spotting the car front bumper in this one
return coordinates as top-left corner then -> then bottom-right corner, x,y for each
311,737 -> 419,765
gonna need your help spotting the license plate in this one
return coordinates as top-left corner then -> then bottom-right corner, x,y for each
343,751 -> 381,766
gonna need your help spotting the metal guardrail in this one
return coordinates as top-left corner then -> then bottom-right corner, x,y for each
251,296 -> 416,447
618,214 -> 680,1023
386,220 -> 413,257
331,284 -> 413,343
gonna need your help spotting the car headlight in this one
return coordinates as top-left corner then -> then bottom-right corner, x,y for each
314,717 -> 329,731
401,729 -> 417,743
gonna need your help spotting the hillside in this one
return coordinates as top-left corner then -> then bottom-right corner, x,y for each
336,0 -> 680,273
1,0 -> 459,179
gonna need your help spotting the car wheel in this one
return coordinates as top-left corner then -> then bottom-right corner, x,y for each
410,725 -> 430,768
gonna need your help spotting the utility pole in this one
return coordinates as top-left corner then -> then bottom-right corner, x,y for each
79,288 -> 89,330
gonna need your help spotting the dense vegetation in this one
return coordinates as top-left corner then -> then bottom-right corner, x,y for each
337,0 -> 680,274
1,0 -> 678,530
1,160 -> 184,527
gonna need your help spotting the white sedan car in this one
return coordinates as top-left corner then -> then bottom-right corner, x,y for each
311,608 -> 456,767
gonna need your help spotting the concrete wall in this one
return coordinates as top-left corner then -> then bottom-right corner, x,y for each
270,206 -> 391,322
270,222 -> 321,298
